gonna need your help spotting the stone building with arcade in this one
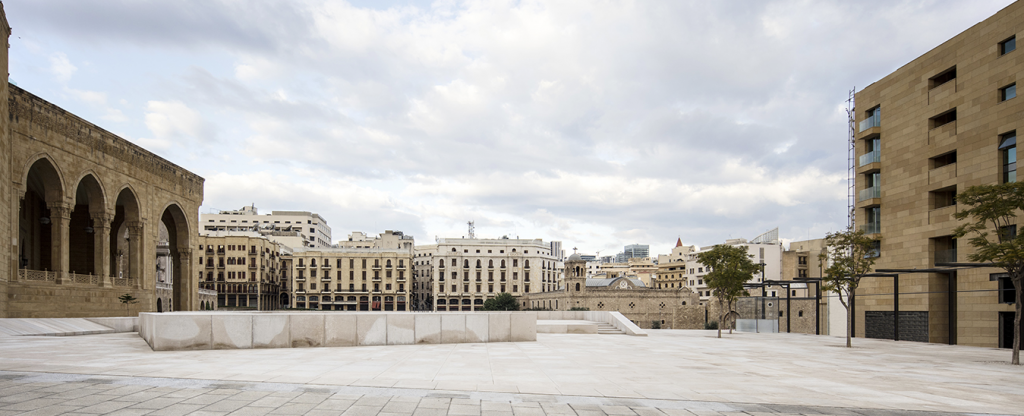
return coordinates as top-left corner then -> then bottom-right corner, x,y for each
0,5 -> 206,317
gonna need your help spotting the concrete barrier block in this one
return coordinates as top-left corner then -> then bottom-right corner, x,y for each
290,314 -> 325,348
488,313 -> 510,342
441,314 -> 466,344
414,314 -> 441,344
325,314 -> 357,347
465,314 -> 488,343
212,314 -> 253,349
537,324 -> 566,333
510,312 -> 537,342
253,314 -> 290,348
387,313 -> 414,345
537,311 -> 552,320
357,314 -> 387,346
151,314 -> 211,351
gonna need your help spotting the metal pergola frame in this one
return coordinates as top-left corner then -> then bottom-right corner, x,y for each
742,277 -> 824,335
855,262 -> 996,345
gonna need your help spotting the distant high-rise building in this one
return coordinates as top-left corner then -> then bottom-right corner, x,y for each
200,205 -> 332,249
623,244 -> 649,259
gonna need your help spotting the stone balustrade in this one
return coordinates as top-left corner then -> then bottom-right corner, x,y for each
139,311 -> 537,351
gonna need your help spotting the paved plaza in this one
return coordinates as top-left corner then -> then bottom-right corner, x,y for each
0,329 -> 1021,415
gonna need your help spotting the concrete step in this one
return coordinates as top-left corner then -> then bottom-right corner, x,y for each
596,323 -> 625,335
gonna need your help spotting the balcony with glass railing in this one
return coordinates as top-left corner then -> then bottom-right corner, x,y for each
860,222 -> 881,234
859,111 -> 881,132
934,248 -> 957,264
858,185 -> 881,202
859,149 -> 880,166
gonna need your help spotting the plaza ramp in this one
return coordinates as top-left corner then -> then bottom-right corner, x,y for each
0,318 -> 119,336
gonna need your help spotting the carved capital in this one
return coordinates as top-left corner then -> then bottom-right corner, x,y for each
175,249 -> 192,261
91,214 -> 113,229
46,202 -> 72,220
125,221 -> 144,235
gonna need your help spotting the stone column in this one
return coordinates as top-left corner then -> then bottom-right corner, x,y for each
48,202 -> 71,284
125,221 -> 143,289
92,214 -> 112,287
175,248 -> 193,311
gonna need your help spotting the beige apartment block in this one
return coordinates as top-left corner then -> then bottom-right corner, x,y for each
335,230 -> 414,250
854,1 -> 1022,347
654,238 -> 694,290
200,205 -> 332,249
417,238 -> 559,311
285,247 -> 413,311
0,5 -> 205,317
197,232 -> 286,310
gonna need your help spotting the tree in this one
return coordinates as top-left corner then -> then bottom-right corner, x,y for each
697,244 -> 756,338
483,293 -> 519,311
953,182 -> 1024,365
118,293 -> 139,317
819,226 -> 880,348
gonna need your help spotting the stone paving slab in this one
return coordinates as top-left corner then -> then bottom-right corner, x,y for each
0,319 -> 115,336
0,330 -> 1022,414
0,371 -> 1010,416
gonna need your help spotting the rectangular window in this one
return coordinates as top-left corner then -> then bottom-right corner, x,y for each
1001,84 -> 1017,101
930,151 -> 956,169
928,66 -> 956,89
930,186 -> 956,209
930,109 -> 956,129
1001,131 -> 1017,183
1000,36 -> 1016,55
996,274 -> 1016,303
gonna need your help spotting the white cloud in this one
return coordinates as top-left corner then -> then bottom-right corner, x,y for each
144,100 -> 217,142
48,52 -> 77,82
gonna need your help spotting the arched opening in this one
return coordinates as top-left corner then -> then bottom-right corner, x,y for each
69,174 -> 106,277
156,298 -> 163,313
280,293 -> 290,308
160,203 -> 192,311
18,157 -> 64,273
111,188 -> 141,282
575,282 -> 581,291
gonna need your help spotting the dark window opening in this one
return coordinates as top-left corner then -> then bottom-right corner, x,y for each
1000,84 -> 1017,102
1001,131 -> 1017,183
930,151 -> 957,169
929,66 -> 956,89
930,109 -> 956,129
930,186 -> 957,209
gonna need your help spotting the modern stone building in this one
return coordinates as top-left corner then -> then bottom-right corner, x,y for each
201,205 -> 332,249
285,247 -> 413,311
654,238 -> 694,290
0,5 -> 205,317
197,232 -> 286,310
416,238 -> 560,311
854,2 -> 1022,347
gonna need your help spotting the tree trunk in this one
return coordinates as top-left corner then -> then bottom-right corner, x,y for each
846,291 -> 854,348
1014,285 -> 1021,365
717,298 -> 723,339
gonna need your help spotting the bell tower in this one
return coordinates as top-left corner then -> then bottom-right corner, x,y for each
564,248 -> 586,295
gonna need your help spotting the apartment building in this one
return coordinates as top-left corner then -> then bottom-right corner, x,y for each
197,232 -> 287,310
685,235 -> 783,303
335,230 -> 415,251
285,247 -> 413,311
654,238 -> 694,290
854,2 -> 1022,347
417,238 -> 560,311
200,205 -> 333,248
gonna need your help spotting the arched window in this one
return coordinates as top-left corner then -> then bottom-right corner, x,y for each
476,259 -> 482,268
525,260 -> 530,268
488,260 -> 494,268
575,282 -> 581,291
464,260 -> 469,268
452,248 -> 457,252
386,259 -> 392,267
500,260 -> 506,268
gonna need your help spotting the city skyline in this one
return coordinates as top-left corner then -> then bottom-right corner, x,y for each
5,0 -> 1015,254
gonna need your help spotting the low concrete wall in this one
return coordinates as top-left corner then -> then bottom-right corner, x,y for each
139,311 -> 537,351
535,311 -> 647,336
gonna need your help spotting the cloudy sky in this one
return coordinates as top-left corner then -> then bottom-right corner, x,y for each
5,0 -> 1014,256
